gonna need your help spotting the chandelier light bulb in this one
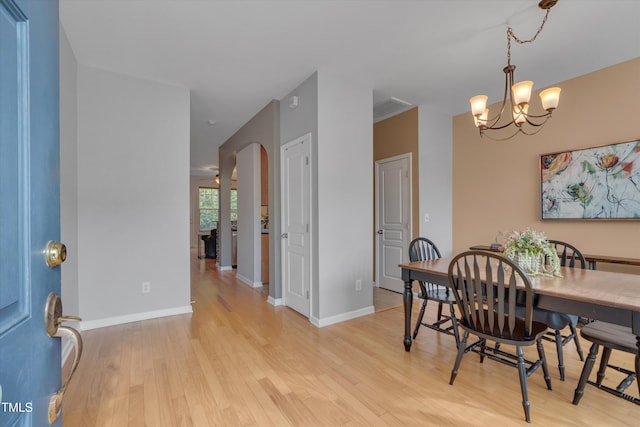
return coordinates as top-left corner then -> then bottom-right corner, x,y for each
474,109 -> 489,128
512,81 -> 533,106
540,87 -> 561,111
470,95 -> 488,117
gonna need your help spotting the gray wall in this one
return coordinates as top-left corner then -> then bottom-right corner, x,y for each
315,70 -> 373,324
70,64 -> 191,328
218,100 -> 280,299
280,70 -> 374,326
236,143 -> 262,286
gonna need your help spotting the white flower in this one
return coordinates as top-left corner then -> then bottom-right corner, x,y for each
502,228 -> 562,277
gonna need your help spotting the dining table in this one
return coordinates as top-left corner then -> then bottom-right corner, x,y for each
400,255 -> 640,353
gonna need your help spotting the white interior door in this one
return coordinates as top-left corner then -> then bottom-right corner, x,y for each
376,154 -> 411,293
281,134 -> 311,317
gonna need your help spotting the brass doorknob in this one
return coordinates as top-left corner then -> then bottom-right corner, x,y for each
44,241 -> 67,268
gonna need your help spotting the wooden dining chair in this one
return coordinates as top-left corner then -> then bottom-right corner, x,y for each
498,239 -> 587,380
538,240 -> 586,380
447,251 -> 552,423
572,321 -> 640,405
409,238 -> 459,346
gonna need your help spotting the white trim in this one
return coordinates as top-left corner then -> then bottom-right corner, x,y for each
236,273 -> 263,288
217,265 -> 233,271
310,306 -> 375,328
267,296 -> 283,306
79,305 -> 193,331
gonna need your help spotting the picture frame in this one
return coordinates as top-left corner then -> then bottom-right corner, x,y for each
540,139 -> 640,220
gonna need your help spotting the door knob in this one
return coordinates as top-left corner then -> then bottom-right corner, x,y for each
44,292 -> 82,424
377,229 -> 383,235
281,233 -> 288,239
44,241 -> 67,268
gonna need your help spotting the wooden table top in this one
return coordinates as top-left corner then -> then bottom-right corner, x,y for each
400,256 -> 640,313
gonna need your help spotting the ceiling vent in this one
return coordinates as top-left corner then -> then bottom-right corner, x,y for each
373,97 -> 413,122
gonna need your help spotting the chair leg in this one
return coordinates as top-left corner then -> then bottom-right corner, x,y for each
596,347 -> 612,386
436,302 -> 443,321
635,349 -> 640,399
479,339 -> 487,363
450,331 -> 468,385
537,339 -> 552,391
412,299 -> 427,339
573,342 -> 599,405
555,329 -> 565,381
449,303 -> 460,348
516,346 -> 531,423
570,323 -> 584,361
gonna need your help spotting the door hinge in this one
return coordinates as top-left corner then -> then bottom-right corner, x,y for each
306,156 -> 309,165
306,224 -> 309,232
306,290 -> 309,299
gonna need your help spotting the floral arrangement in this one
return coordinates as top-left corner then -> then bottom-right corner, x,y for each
502,228 -> 562,277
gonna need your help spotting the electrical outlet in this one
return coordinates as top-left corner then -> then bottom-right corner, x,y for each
142,281 -> 151,294
355,279 -> 362,291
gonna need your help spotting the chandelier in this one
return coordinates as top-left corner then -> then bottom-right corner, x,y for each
470,0 -> 561,140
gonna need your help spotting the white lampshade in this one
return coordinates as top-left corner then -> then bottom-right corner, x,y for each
473,109 -> 488,128
540,87 -> 561,111
470,95 -> 488,117
513,104 -> 529,125
512,81 -> 533,105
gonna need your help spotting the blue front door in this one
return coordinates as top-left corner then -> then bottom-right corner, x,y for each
0,0 -> 62,426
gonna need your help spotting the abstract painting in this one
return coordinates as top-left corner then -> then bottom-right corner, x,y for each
541,139 -> 640,219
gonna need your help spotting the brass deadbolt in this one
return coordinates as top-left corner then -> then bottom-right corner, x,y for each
45,241 -> 67,268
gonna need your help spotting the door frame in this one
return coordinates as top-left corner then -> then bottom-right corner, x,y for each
374,153 -> 412,289
280,133 -> 313,317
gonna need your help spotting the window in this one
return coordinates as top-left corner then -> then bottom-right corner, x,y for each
230,189 -> 238,222
199,187 -> 218,230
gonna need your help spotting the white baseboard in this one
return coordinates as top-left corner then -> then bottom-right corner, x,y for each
236,273 -> 263,288
217,265 -> 233,271
79,305 -> 193,331
267,296 -> 282,306
310,305 -> 375,328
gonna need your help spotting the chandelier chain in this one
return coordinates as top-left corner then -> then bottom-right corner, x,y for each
506,8 -> 551,66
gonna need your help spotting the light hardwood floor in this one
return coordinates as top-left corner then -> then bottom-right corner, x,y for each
63,251 -> 638,426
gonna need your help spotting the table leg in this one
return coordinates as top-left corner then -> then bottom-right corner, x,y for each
404,279 -> 413,352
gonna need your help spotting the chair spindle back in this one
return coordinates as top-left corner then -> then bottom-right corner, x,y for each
448,251 -> 536,340
409,237 -> 441,262
548,239 -> 586,269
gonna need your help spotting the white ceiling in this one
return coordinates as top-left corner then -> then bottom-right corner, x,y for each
59,0 -> 640,176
